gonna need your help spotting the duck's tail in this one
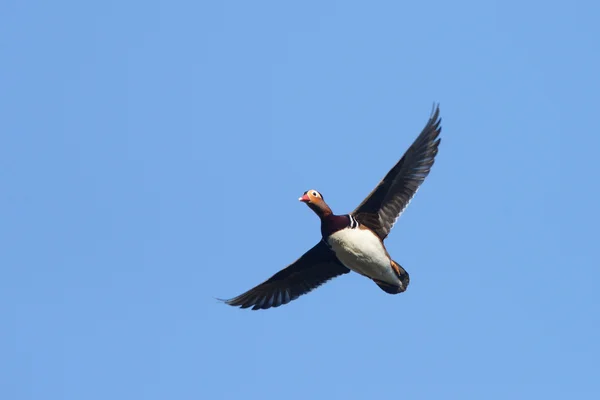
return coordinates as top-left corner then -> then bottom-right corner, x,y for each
372,260 -> 410,294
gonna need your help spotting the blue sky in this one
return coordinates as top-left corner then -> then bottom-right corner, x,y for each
1,0 -> 599,398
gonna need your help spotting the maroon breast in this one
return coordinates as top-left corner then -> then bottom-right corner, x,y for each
321,215 -> 351,238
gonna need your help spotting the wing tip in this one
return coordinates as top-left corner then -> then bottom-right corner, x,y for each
217,296 -> 243,308
429,103 -> 442,130
430,102 -> 441,119
218,289 -> 292,311
419,103 -> 442,146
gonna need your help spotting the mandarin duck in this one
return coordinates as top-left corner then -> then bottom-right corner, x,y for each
223,106 -> 442,310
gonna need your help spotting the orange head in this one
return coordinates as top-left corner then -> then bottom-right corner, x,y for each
299,189 -> 332,217
299,189 -> 324,204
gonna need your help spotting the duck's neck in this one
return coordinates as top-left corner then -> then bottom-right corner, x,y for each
307,201 -> 350,238
320,214 -> 351,238
308,202 -> 333,218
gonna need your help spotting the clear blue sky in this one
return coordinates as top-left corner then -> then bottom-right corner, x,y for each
2,1 -> 599,399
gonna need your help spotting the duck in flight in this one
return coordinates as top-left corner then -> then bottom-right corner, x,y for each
223,106 -> 442,310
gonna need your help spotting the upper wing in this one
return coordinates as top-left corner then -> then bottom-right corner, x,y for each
353,105 -> 442,239
222,241 -> 350,310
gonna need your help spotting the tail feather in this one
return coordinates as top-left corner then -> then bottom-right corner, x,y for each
373,260 -> 410,294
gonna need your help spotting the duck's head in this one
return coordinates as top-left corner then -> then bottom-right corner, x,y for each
299,189 -> 332,217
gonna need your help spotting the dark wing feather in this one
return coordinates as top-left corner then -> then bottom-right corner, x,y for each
222,241 -> 350,310
353,105 -> 442,239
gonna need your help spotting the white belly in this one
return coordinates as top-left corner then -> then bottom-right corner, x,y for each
327,228 -> 398,284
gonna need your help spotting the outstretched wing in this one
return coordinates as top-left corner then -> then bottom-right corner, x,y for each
222,241 -> 350,310
353,105 -> 442,240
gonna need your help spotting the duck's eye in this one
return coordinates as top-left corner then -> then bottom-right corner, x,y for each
312,191 -> 318,197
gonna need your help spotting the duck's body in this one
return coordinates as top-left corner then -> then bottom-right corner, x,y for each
327,224 -> 406,292
311,201 -> 409,295
223,105 -> 442,310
